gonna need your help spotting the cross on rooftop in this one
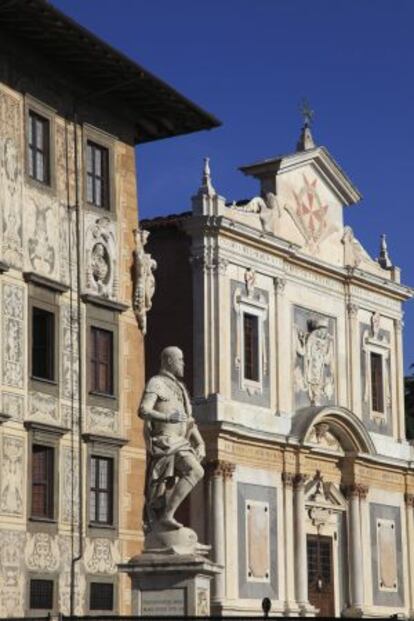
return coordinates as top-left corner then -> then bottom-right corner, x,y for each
300,98 -> 314,128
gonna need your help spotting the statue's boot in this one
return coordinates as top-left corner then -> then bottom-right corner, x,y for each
159,478 -> 193,530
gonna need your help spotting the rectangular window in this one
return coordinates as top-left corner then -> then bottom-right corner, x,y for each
29,579 -> 54,610
31,444 -> 54,519
90,327 -> 114,395
28,110 -> 50,184
90,582 -> 114,611
32,307 -> 55,381
243,313 -> 259,382
90,455 -> 113,525
371,352 -> 384,412
86,141 -> 109,209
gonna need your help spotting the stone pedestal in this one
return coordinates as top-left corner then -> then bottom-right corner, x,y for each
119,552 -> 221,617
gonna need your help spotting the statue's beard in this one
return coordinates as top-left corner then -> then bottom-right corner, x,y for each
165,362 -> 183,378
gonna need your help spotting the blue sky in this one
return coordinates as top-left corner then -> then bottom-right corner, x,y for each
53,0 -> 414,370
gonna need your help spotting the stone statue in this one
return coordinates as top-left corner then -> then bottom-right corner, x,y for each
139,347 -> 205,548
133,228 -> 157,335
230,192 -> 281,235
295,318 -> 334,406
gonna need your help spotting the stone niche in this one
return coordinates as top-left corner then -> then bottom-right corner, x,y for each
84,213 -> 118,299
293,306 -> 336,409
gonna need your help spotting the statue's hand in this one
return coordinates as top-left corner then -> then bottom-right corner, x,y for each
168,411 -> 187,423
195,444 -> 206,462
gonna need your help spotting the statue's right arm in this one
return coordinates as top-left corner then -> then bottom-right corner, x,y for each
139,392 -> 170,422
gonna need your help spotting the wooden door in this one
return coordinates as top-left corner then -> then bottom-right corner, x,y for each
307,534 -> 335,617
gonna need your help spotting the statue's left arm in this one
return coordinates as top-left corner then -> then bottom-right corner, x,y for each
187,420 -> 206,462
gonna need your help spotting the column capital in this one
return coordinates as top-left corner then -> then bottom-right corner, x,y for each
282,472 -> 295,487
293,473 -> 309,490
405,493 -> 414,507
342,483 -> 369,499
274,276 -> 286,294
206,459 -> 235,480
189,251 -> 228,274
347,302 -> 359,317
395,318 -> 405,334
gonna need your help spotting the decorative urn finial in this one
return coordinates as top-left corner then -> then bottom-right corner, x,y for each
197,156 -> 216,197
377,233 -> 393,270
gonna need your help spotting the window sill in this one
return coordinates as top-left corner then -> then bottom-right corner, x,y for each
31,376 -> 58,386
86,200 -> 111,211
89,391 -> 116,400
29,516 -> 57,524
26,172 -> 55,195
88,523 -> 116,530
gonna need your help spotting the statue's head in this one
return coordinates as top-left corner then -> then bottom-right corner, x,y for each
160,346 -> 184,378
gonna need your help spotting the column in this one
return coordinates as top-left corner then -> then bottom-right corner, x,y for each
293,474 -> 308,611
405,494 -> 414,615
282,472 -> 297,613
207,460 -> 234,604
274,277 -> 286,415
345,484 -> 366,613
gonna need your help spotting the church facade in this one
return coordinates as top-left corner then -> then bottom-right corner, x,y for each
0,0 -> 218,616
143,124 -> 414,617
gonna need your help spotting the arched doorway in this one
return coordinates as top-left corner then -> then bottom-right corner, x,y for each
290,406 -> 376,616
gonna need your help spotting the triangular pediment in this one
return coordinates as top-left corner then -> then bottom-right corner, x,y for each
305,475 -> 346,512
240,145 -> 361,207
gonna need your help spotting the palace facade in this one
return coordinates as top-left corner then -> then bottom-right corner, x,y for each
143,124 -> 414,617
0,0 -> 218,616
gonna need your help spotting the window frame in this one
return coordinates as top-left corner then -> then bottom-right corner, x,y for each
243,312 -> 260,383
31,443 -> 55,520
26,425 -> 63,530
89,581 -> 115,611
83,125 -> 116,215
86,305 -> 119,410
32,306 -> 55,383
28,110 -> 50,185
27,576 -> 56,613
86,140 -> 110,210
239,302 -> 265,393
24,96 -> 55,192
86,439 -> 119,537
90,325 -> 114,397
86,576 -> 118,614
370,351 -> 385,414
89,454 -> 114,526
28,288 -> 59,396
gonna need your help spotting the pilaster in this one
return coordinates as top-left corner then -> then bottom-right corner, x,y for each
282,472 -> 299,615
342,484 -> 369,617
274,276 -> 287,415
293,473 -> 310,613
206,460 -> 235,606
395,318 -> 405,441
346,302 -> 360,414
405,493 -> 414,616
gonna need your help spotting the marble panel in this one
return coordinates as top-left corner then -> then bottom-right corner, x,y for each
370,503 -> 404,607
237,482 -> 277,599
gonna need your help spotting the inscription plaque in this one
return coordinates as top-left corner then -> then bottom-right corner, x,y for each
141,588 -> 186,616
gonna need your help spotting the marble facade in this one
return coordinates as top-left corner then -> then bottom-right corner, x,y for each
143,130 -> 414,617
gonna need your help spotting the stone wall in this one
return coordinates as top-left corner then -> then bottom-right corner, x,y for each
0,42 -> 145,616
